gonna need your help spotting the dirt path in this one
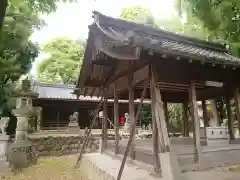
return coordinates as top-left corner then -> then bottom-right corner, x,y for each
0,155 -> 85,180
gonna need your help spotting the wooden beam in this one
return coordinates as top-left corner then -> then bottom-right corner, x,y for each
210,99 -> 220,126
150,64 -> 182,180
128,74 -> 135,160
151,66 -> 170,152
114,82 -> 120,155
225,93 -> 235,140
106,65 -> 148,98
92,59 -> 116,66
150,68 -> 161,174
202,100 -> 208,127
189,81 -> 202,163
117,78 -> 149,180
202,100 -> 208,144
106,60 -> 148,86
234,88 -> 240,134
103,92 -> 108,151
163,101 -> 169,135
182,101 -> 189,137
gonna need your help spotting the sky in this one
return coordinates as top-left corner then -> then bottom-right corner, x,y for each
30,0 -> 175,75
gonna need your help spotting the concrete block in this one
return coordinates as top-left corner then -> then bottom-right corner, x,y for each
159,152 -> 184,180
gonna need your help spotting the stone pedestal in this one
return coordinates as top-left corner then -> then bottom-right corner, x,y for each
0,135 -> 10,157
7,108 -> 38,170
206,127 -> 229,146
200,127 -> 207,145
7,141 -> 37,170
0,135 -> 10,172
67,121 -> 80,134
7,79 -> 38,171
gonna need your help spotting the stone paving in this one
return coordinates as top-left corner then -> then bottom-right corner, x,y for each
81,153 -> 240,180
184,167 -> 240,180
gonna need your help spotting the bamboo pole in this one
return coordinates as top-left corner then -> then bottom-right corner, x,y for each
116,78 -> 148,180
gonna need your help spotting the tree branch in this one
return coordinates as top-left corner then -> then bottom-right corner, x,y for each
0,0 -> 8,29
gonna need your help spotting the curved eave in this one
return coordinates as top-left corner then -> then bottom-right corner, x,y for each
75,28 -> 95,89
93,11 -> 240,67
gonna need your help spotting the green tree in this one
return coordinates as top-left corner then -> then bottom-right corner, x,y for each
175,0 -> 239,56
120,6 -> 156,26
141,104 -> 152,126
0,0 -> 75,29
0,0 -> 74,110
36,37 -> 85,85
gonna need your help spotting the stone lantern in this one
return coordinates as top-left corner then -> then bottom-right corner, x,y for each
7,79 -> 38,170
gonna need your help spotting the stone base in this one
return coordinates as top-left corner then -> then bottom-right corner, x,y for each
0,135 -> 10,157
159,152 -> 183,180
67,122 -> 80,134
0,135 -> 10,173
7,141 -> 38,171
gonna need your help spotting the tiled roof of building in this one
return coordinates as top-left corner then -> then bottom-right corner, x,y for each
35,83 -> 150,104
92,11 -> 240,66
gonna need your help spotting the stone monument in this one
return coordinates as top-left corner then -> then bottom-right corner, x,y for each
0,117 -> 10,171
67,112 -> 80,134
7,79 -> 38,171
206,126 -> 229,146
124,113 -> 131,133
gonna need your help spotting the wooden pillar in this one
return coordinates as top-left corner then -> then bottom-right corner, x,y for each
151,80 -> 161,173
202,100 -> 208,128
182,101 -> 189,137
234,88 -> 240,135
225,93 -> 234,140
189,81 -> 202,163
102,94 -> 108,152
114,83 -> 120,155
150,65 -> 182,180
163,101 -> 169,135
128,75 -> 135,160
210,99 -> 221,126
116,79 -> 149,180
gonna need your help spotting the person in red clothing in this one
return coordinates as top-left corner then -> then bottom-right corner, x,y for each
120,116 -> 124,126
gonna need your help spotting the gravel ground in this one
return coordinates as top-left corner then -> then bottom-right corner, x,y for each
0,154 -> 239,180
0,155 -> 86,180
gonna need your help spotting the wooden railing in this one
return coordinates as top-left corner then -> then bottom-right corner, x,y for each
41,121 -> 68,130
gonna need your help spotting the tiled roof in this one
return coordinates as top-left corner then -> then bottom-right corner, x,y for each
35,83 -> 150,104
35,83 -> 77,100
92,11 -> 240,66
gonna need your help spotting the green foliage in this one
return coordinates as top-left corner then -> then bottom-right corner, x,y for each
36,37 -> 85,85
141,104 -> 152,126
0,0 -> 74,122
175,0 -> 240,56
120,6 -> 156,27
168,103 -> 183,133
